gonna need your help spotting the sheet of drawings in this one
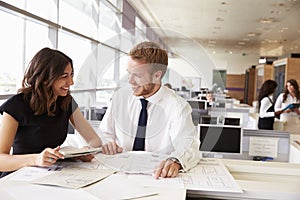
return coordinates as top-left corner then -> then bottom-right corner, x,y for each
94,151 -> 168,174
6,160 -> 113,189
143,158 -> 243,193
32,168 -> 115,189
180,159 -> 242,193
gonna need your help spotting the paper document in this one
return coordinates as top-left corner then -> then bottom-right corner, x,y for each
83,174 -> 159,200
249,136 -> 278,158
33,168 -> 115,189
141,158 -> 243,194
95,151 -> 168,174
59,146 -> 102,158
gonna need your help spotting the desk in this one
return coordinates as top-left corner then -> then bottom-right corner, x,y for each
290,134 -> 300,163
188,159 -> 300,200
0,161 -> 185,200
1,159 -> 300,200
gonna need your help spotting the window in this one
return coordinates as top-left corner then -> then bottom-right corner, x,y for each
59,0 -> 98,39
0,11 -> 24,94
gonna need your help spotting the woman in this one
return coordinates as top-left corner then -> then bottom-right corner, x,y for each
258,80 -> 284,130
274,79 -> 300,121
0,48 -> 102,177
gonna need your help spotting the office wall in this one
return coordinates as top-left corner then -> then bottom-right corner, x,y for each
226,74 -> 245,102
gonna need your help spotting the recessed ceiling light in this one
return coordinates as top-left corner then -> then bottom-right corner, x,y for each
260,18 -> 276,24
246,32 -> 257,37
268,40 -> 278,43
238,42 -> 246,45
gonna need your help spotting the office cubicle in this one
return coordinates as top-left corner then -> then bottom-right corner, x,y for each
208,107 -> 250,128
200,129 -> 290,162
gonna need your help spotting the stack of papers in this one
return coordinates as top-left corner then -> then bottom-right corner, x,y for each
59,146 -> 102,158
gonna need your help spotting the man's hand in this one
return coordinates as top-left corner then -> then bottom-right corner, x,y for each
102,141 -> 123,155
154,159 -> 181,179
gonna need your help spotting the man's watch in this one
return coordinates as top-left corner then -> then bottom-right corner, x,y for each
167,157 -> 181,165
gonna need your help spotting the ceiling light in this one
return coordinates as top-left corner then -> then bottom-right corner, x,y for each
268,40 -> 278,43
238,42 -> 246,45
246,32 -> 257,37
258,58 -> 266,64
260,18 -> 276,24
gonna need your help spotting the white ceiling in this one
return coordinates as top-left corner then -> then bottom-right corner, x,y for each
128,0 -> 300,69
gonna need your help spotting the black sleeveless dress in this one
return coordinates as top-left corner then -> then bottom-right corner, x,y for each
0,93 -> 78,178
258,97 -> 275,130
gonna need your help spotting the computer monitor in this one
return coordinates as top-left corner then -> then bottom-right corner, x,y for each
198,124 -> 242,155
200,115 -> 218,124
224,117 -> 240,126
187,100 -> 207,110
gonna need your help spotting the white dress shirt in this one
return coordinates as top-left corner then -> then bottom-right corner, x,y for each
259,96 -> 275,118
99,85 -> 200,171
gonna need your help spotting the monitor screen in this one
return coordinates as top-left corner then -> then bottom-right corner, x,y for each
198,124 -> 242,154
224,117 -> 240,126
200,115 -> 218,124
187,100 -> 207,110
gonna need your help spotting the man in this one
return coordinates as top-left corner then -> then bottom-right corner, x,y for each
100,41 -> 200,178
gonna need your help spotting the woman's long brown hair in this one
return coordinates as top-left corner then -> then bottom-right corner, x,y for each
18,48 -> 73,116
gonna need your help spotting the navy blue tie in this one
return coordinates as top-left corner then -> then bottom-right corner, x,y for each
133,99 -> 148,151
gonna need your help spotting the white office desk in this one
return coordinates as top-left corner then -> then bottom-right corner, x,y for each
290,134 -> 300,163
0,161 -> 186,200
1,158 -> 300,200
188,159 -> 300,200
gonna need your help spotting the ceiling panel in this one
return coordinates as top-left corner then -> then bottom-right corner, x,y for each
129,0 -> 300,61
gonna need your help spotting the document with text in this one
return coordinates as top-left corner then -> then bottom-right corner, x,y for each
59,146 -> 102,158
140,158 -> 243,193
32,168 -> 115,189
94,151 -> 168,174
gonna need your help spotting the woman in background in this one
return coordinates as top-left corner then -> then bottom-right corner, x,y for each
0,48 -> 102,178
274,79 -> 300,134
258,80 -> 284,130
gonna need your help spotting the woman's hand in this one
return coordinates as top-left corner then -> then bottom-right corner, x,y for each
35,146 -> 64,167
293,108 -> 300,115
73,146 -> 95,162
